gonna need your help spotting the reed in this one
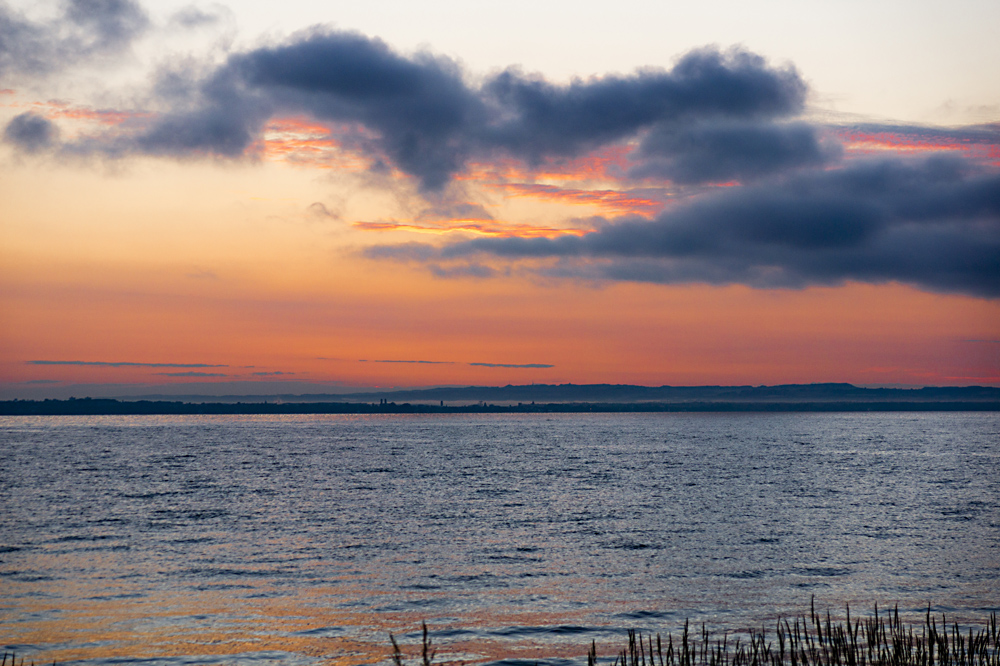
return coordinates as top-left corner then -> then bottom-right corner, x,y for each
391,601 -> 998,666
1,652 -> 52,666
392,621 -> 437,666
600,601 -> 998,666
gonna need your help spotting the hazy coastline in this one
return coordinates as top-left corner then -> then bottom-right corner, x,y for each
4,383 -> 998,414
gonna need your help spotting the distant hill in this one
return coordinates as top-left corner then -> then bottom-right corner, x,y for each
98,382 -> 1000,404
329,382 -> 1000,404
2,383 -> 998,414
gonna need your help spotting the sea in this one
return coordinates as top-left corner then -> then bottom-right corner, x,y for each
1,412 -> 998,665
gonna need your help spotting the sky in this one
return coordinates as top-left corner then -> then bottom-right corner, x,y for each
1,0 -> 999,397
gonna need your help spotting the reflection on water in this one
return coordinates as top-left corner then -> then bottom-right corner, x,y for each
1,413 -> 998,665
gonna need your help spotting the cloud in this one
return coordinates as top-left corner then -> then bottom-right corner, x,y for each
481,47 -> 805,163
3,112 -> 59,152
836,122 -> 1000,165
250,42 -> 803,189
395,156 -> 1000,297
359,359 -> 455,364
364,242 -> 443,262
631,121 -> 839,184
308,202 -> 340,219
356,358 -> 552,368
129,66 -> 272,159
121,29 -> 481,188
428,263 -> 498,278
5,30 -> 809,190
242,30 -> 484,190
28,360 -> 227,367
838,122 -> 1000,149
468,362 -> 554,368
0,0 -> 149,79
0,4 -> 46,77
185,268 -> 218,279
154,371 -> 228,377
65,0 -> 148,50
168,5 -> 223,29
417,201 -> 494,222
251,371 -> 293,376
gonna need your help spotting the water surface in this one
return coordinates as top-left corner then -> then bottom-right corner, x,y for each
1,413 -> 998,665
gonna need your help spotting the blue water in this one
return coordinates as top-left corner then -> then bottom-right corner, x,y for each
1,413 -> 998,665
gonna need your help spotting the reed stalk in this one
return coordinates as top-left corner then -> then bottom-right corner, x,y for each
393,602 -> 998,666
607,602 -> 998,666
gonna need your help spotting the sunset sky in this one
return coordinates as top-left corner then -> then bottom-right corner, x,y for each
2,0 -> 999,397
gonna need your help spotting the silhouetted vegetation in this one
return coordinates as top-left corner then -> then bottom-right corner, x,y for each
1,652 -> 54,666
391,603 -> 999,666
603,603 -> 998,666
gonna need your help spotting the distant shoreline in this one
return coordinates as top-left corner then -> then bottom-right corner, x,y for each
2,398 -> 999,415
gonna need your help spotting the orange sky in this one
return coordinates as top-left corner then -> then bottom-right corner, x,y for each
2,74 -> 998,395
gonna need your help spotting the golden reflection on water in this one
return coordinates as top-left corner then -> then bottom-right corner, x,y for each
4,543 -> 602,664
0,541 -> 932,665
5,581 -> 608,666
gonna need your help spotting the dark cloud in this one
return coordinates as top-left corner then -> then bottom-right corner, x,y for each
631,121 -> 838,184
132,64 -> 272,158
28,360 -> 227,367
12,29 -> 809,190
482,47 -> 806,163
93,29 -> 478,187
0,0 -> 148,78
3,112 -> 58,152
233,30 -> 482,190
154,371 -> 228,377
359,359 -> 455,364
408,156 -> 1000,297
468,362 -> 554,368
224,39 -> 804,188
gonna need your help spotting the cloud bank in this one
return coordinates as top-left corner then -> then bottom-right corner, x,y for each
3,26 -> 808,189
631,121 -> 838,184
413,156 -> 999,296
3,18 -> 997,298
